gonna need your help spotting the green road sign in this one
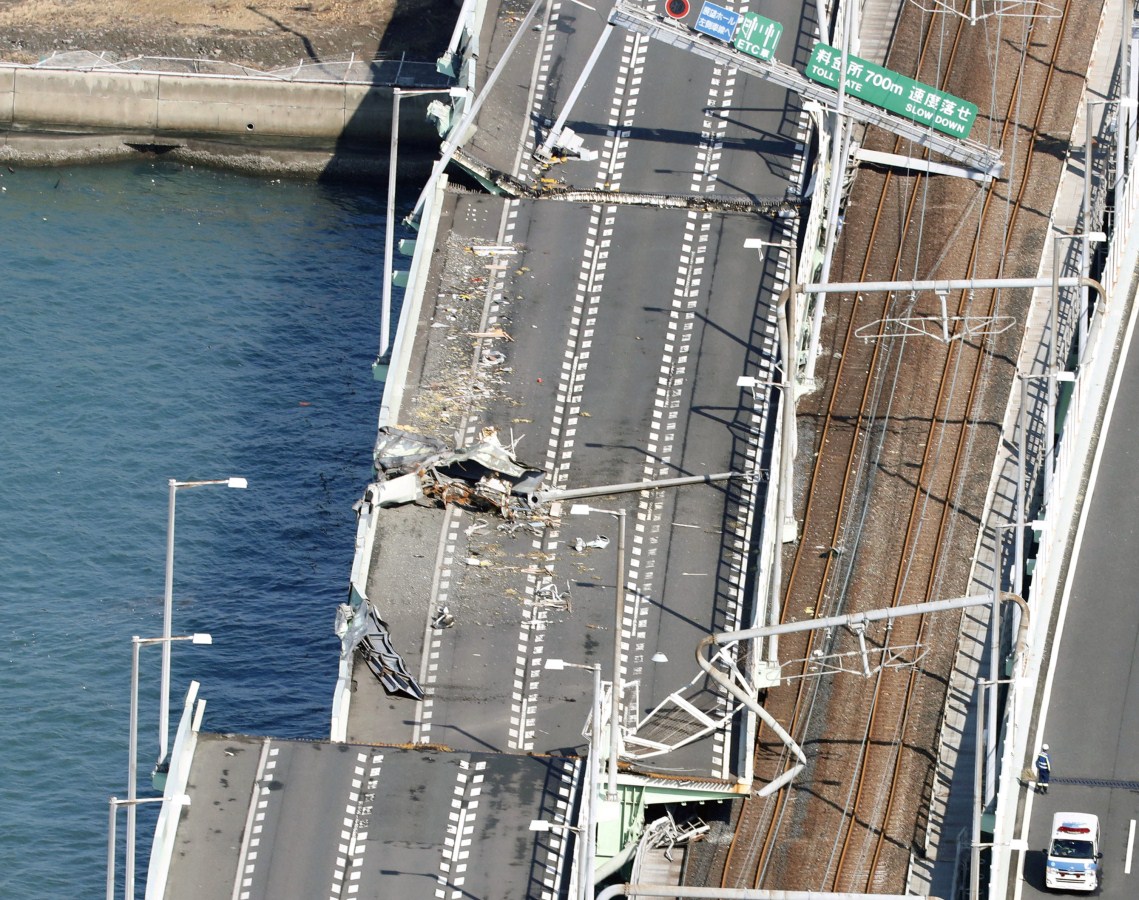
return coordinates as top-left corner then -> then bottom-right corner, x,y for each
805,42 -> 978,139
732,12 -> 782,61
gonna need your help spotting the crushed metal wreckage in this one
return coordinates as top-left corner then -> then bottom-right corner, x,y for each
337,601 -> 424,700
372,425 -> 547,519
342,426 -> 553,700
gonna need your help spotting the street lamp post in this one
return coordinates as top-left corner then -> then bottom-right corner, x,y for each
1081,99 -> 1134,355
530,824 -> 592,900
1085,99 -> 1122,228
128,633 -> 212,900
742,237 -> 800,670
1085,97 -> 1138,218
159,476 -> 245,770
1016,370 -> 1075,590
743,238 -> 797,532
568,504 -> 626,802
107,796 -> 165,900
544,658 -> 601,900
986,520 -> 1042,809
736,373 -> 792,667
985,524 -> 1017,807
1046,233 -> 1104,512
375,86 -> 457,377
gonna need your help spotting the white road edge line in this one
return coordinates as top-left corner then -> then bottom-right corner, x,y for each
1127,818 -> 1135,874
1015,195 -> 1139,896
231,738 -> 273,900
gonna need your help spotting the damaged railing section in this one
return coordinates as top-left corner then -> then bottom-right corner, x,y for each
338,425 -> 552,704
372,425 -> 548,518
336,600 -> 424,701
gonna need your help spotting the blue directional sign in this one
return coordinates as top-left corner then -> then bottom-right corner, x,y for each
694,1 -> 740,42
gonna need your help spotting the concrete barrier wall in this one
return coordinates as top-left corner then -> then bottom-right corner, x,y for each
7,68 -> 161,130
156,74 -> 346,138
0,64 -> 444,150
0,68 -> 16,125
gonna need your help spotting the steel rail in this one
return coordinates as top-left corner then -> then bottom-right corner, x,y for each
721,0 -> 1080,891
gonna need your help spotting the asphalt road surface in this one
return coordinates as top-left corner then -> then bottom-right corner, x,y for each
1015,310 -> 1139,898
349,0 -> 818,783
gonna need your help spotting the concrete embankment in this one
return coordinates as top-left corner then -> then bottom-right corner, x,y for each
0,63 -> 449,177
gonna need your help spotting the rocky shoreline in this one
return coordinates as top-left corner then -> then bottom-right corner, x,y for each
0,0 -> 456,175
0,1 -> 455,71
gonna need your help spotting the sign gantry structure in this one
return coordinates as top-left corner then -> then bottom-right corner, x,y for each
602,0 -> 1003,178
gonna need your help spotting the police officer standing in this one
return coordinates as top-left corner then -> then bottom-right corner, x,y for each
1036,744 -> 1052,793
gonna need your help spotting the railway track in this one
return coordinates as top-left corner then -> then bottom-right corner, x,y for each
719,0 -> 1096,892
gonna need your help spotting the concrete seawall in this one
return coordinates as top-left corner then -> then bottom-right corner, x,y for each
0,63 -> 452,176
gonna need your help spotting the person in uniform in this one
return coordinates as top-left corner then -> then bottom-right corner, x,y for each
1036,744 -> 1052,793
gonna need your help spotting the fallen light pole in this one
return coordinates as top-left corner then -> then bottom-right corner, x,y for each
539,471 -> 746,504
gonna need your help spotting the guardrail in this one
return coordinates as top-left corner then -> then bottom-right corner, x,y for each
146,681 -> 204,899
985,51 -> 1139,900
329,0 -> 485,742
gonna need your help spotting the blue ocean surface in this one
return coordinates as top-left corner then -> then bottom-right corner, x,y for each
0,161 -> 405,897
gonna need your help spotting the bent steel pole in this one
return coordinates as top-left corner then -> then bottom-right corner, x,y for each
536,22 -> 616,159
707,593 -> 998,647
698,594 -> 997,795
696,634 -> 806,797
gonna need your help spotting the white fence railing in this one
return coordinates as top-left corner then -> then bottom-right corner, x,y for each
146,682 -> 204,899
32,50 -> 450,87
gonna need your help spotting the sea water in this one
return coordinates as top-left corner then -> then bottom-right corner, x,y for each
0,160 -> 405,897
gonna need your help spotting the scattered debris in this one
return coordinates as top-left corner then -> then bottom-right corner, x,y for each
469,245 -> 517,256
641,811 -> 710,862
534,578 -> 571,610
467,325 -> 514,341
432,606 -> 456,629
465,518 -> 489,537
550,127 -> 599,162
373,427 -> 448,475
375,471 -> 423,507
498,520 -> 547,537
573,534 -> 610,552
